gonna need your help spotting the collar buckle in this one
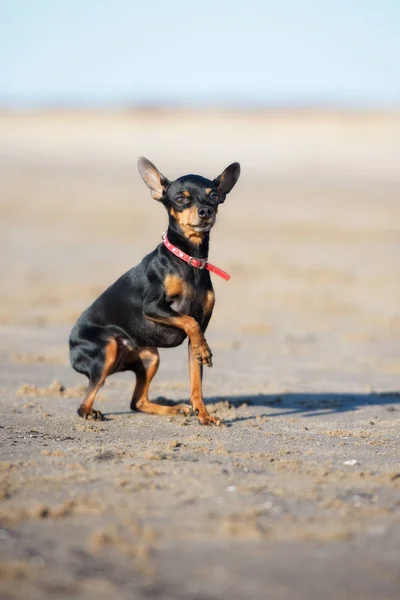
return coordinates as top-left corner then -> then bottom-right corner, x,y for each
188,256 -> 207,269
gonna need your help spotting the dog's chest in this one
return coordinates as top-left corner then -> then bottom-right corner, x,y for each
165,274 -> 198,314
170,288 -> 199,316
164,272 -> 212,321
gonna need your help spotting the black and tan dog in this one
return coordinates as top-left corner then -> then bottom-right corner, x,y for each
69,157 -> 240,425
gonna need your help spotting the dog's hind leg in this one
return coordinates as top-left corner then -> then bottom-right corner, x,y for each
77,338 -> 118,420
130,347 -> 191,416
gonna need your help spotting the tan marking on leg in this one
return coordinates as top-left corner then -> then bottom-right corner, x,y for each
130,347 -> 158,409
131,347 -> 190,416
188,343 -> 221,426
78,338 -> 118,420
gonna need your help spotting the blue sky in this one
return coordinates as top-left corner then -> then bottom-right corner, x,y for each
0,0 -> 399,107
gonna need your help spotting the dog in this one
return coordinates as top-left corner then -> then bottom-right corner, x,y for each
69,157 -> 240,425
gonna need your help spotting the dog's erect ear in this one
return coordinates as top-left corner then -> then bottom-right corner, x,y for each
214,162 -> 240,199
138,157 -> 170,201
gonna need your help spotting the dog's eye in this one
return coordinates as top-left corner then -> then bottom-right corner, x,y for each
209,193 -> 220,204
175,196 -> 189,206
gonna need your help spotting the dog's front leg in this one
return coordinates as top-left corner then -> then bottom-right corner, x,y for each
188,341 -> 221,426
144,292 -> 220,425
144,294 -> 212,367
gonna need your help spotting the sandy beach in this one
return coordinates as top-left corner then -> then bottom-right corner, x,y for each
1,110 -> 400,599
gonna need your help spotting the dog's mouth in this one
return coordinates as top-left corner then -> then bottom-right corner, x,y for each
189,222 -> 214,233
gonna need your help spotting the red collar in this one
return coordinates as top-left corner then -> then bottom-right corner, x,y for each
161,232 -> 231,281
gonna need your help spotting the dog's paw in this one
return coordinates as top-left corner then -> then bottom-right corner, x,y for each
175,403 -> 192,416
194,341 -> 213,367
196,412 -> 222,426
77,407 -> 105,421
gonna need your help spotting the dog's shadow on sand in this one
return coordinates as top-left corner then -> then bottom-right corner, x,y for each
105,391 -> 400,423
205,391 -> 400,424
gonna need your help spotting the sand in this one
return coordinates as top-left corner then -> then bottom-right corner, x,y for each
0,110 -> 400,599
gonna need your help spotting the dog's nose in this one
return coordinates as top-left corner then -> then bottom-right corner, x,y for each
198,206 -> 213,219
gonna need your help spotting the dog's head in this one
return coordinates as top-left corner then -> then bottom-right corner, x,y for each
138,157 -> 240,245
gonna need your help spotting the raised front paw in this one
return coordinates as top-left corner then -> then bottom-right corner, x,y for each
77,406 -> 105,421
193,340 -> 213,367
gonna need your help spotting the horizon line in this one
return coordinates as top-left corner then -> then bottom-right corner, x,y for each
0,99 -> 399,112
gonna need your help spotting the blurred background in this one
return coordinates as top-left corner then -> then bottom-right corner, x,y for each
0,0 -> 399,388
1,0 -> 399,108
